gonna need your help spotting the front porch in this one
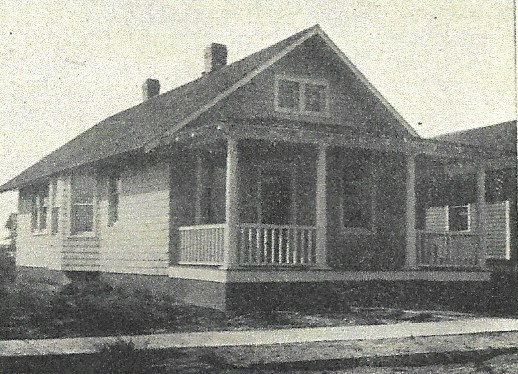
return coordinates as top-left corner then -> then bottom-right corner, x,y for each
169,123 -> 494,275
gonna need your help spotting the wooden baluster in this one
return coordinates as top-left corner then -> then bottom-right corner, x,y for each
294,228 -> 299,263
185,231 -> 188,262
279,228 -> 284,264
308,228 -> 314,263
236,227 -> 242,265
248,227 -> 253,265
263,228 -> 268,264
207,229 -> 211,263
186,231 -> 190,262
302,230 -> 307,264
218,227 -> 225,263
270,228 -> 276,264
203,229 -> 206,262
197,230 -> 201,263
220,227 -> 225,263
286,228 -> 291,264
204,229 -> 208,263
255,227 -> 261,264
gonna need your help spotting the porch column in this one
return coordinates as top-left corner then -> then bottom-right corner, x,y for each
222,138 -> 239,269
404,154 -> 417,269
194,152 -> 204,224
315,143 -> 329,269
476,165 -> 487,269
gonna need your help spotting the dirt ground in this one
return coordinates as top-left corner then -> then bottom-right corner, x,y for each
271,353 -> 518,374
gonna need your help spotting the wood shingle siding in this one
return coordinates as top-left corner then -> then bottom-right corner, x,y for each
486,201 -> 511,260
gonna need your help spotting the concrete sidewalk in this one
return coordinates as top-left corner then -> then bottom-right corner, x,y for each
1,318 -> 518,357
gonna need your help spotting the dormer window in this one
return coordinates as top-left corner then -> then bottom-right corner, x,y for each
275,76 -> 329,115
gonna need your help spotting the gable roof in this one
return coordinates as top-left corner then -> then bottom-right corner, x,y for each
0,25 -> 417,193
434,120 -> 517,155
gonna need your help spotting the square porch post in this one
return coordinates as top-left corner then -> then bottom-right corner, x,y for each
476,165 -> 487,269
315,143 -> 329,269
404,153 -> 417,269
222,138 -> 239,269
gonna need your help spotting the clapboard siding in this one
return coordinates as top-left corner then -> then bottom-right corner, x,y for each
99,159 -> 170,275
425,202 -> 510,260
16,187 -> 63,270
425,206 -> 448,232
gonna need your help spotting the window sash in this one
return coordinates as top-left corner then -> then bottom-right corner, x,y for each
71,204 -> 94,235
275,76 -> 329,115
107,175 -> 120,227
447,204 -> 471,232
304,83 -> 327,113
32,184 -> 49,233
340,166 -> 374,230
70,173 -> 96,235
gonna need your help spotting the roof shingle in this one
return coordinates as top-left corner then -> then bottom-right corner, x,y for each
0,26 -> 317,192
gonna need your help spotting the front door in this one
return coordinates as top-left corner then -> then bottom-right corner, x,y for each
260,169 -> 292,225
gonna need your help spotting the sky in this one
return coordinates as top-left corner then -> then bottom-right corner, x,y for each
0,0 -> 516,238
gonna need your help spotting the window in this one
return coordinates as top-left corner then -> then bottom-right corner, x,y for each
107,174 -> 120,227
71,173 -> 95,235
305,83 -> 327,112
201,165 -> 226,224
448,205 -> 470,232
50,179 -> 60,235
340,159 -> 374,230
31,184 -> 49,233
275,76 -> 329,115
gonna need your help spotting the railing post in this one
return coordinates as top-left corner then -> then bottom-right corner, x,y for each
477,165 -> 487,269
222,138 -> 239,269
404,153 -> 417,269
315,143 -> 329,269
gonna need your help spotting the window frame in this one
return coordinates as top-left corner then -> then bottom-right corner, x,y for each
338,163 -> 376,234
50,178 -> 61,235
256,163 -> 298,225
446,204 -> 471,233
69,171 -> 97,237
274,75 -> 330,116
31,183 -> 50,235
107,173 -> 121,227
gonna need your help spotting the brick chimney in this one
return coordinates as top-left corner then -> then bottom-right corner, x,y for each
142,78 -> 160,101
204,43 -> 227,73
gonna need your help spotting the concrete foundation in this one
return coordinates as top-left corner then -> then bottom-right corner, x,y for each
13,266 -> 517,314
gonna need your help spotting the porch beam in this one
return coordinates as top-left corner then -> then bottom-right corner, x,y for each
315,143 -> 329,269
476,166 -> 487,269
221,121 -> 494,159
222,138 -> 239,269
404,154 -> 417,269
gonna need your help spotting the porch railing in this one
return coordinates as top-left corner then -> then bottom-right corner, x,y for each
416,230 -> 480,268
178,224 -> 226,265
238,224 -> 317,266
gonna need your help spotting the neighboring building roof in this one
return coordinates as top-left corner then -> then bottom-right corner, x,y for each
0,25 -> 417,192
434,120 -> 517,155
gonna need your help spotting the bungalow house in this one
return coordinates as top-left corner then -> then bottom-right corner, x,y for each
1,25 -> 516,310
